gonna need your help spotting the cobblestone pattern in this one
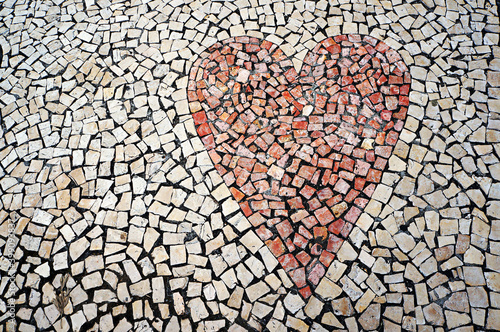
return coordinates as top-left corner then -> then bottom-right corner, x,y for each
0,0 -> 499,331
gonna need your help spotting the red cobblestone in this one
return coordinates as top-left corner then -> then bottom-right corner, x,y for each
189,35 -> 410,296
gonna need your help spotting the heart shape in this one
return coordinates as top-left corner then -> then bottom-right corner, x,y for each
188,35 -> 410,298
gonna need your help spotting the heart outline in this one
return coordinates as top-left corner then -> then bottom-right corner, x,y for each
188,34 -> 410,298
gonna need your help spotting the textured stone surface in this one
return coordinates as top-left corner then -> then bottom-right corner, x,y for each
0,0 -> 499,330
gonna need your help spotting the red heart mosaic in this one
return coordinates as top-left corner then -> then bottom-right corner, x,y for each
188,35 -> 410,298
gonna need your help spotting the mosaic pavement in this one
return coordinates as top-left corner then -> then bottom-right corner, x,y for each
0,0 -> 500,331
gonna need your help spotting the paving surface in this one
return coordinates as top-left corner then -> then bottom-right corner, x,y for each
0,0 -> 500,331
